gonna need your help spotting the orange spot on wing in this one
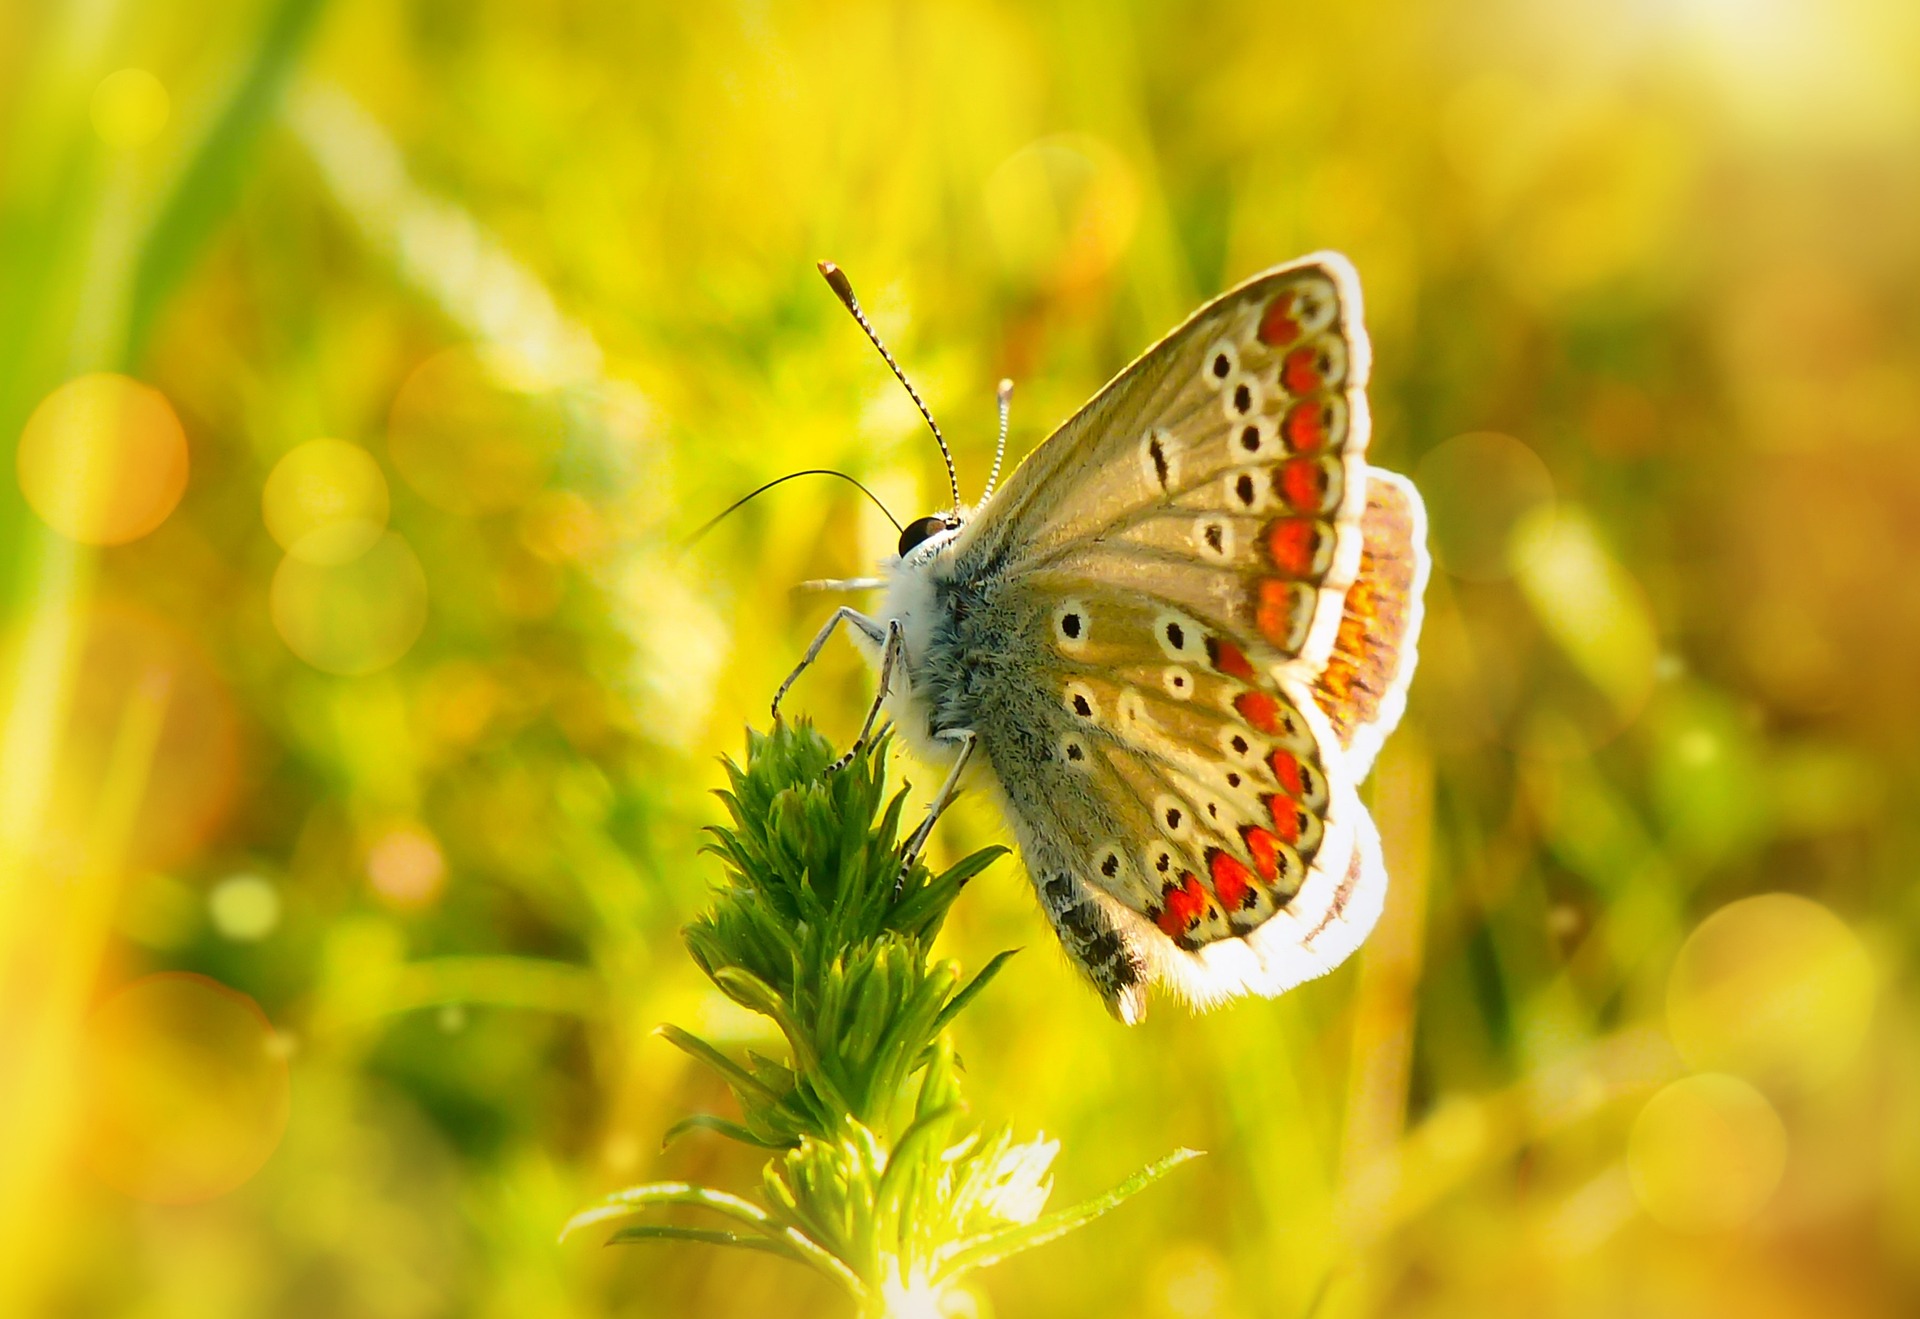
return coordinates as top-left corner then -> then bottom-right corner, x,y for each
1242,826 -> 1280,880
1158,872 -> 1207,939
1282,344 -> 1324,394
1265,795 -> 1302,845
1283,401 -> 1330,453
1208,849 -> 1252,910
1208,637 -> 1254,680
1258,293 -> 1301,346
1276,458 -> 1331,513
1234,690 -> 1281,734
1269,748 -> 1305,799
1255,579 -> 1303,647
1265,518 -> 1323,577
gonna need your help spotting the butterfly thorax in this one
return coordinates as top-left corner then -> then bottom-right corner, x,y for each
879,526 -> 995,762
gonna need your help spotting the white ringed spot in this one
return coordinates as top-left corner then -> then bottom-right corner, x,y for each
1232,416 -> 1275,460
1058,732 -> 1092,768
1154,611 -> 1203,661
1292,276 -> 1339,335
1202,338 -> 1238,389
1219,726 -> 1266,765
1140,426 -> 1179,493
1052,600 -> 1090,654
1143,842 -> 1178,880
1162,665 -> 1194,700
1221,372 -> 1264,423
1195,517 -> 1233,560
1225,467 -> 1270,513
1063,680 -> 1099,723
1154,794 -> 1192,839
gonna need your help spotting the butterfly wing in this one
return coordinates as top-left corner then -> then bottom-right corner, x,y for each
935,254 -> 1424,1017
1307,467 -> 1429,783
960,253 -> 1377,678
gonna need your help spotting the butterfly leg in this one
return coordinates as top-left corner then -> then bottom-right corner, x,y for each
828,619 -> 904,774
900,728 -> 977,871
770,606 -> 888,723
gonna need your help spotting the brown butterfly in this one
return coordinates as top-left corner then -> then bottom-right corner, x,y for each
779,254 -> 1428,1022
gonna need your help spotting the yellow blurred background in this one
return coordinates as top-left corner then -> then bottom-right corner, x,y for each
3,1 -> 1918,1315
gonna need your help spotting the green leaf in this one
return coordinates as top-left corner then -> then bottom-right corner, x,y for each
660,1113 -> 792,1151
655,1024 -> 781,1101
873,1104 -> 964,1213
603,1223 -> 810,1262
564,1179 -> 867,1298
560,1181 -> 776,1241
930,948 -> 1019,1037
932,1148 -> 1205,1281
712,965 -> 822,1074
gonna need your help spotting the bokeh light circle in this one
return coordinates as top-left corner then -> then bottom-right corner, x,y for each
1628,1073 -> 1786,1232
984,134 -> 1141,290
209,874 -> 282,942
79,972 -> 290,1204
1668,893 -> 1875,1092
1414,431 -> 1555,581
17,373 -> 189,545
90,69 -> 170,148
270,531 -> 429,675
20,603 -> 242,877
387,347 -> 562,515
262,439 -> 390,564
367,823 -> 447,909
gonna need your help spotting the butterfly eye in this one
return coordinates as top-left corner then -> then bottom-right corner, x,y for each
896,514 -> 951,556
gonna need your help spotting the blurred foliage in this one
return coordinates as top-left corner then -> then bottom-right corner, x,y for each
1,1 -> 1919,1317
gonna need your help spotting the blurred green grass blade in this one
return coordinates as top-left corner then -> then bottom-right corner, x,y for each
314,955 -> 605,1022
123,0 -> 330,361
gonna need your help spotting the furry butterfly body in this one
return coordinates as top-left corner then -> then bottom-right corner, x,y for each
788,253 -> 1428,1023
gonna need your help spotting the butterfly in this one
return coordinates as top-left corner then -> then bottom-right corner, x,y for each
774,253 -> 1429,1023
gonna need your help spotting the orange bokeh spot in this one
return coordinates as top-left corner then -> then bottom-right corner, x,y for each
367,823 -> 447,909
22,603 -> 242,878
17,373 -> 189,545
78,973 -> 290,1204
387,347 -> 561,516
270,531 -> 429,676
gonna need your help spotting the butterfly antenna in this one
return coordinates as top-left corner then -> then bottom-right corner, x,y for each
682,468 -> 903,549
981,377 -> 1013,502
817,260 -> 962,514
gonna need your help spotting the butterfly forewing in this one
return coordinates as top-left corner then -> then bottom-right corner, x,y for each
960,255 -> 1374,679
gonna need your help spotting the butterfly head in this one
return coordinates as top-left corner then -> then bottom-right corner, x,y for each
895,511 -> 964,562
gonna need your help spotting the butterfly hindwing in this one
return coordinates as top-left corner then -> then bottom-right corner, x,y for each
964,569 -> 1385,1015
1309,468 -> 1430,783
